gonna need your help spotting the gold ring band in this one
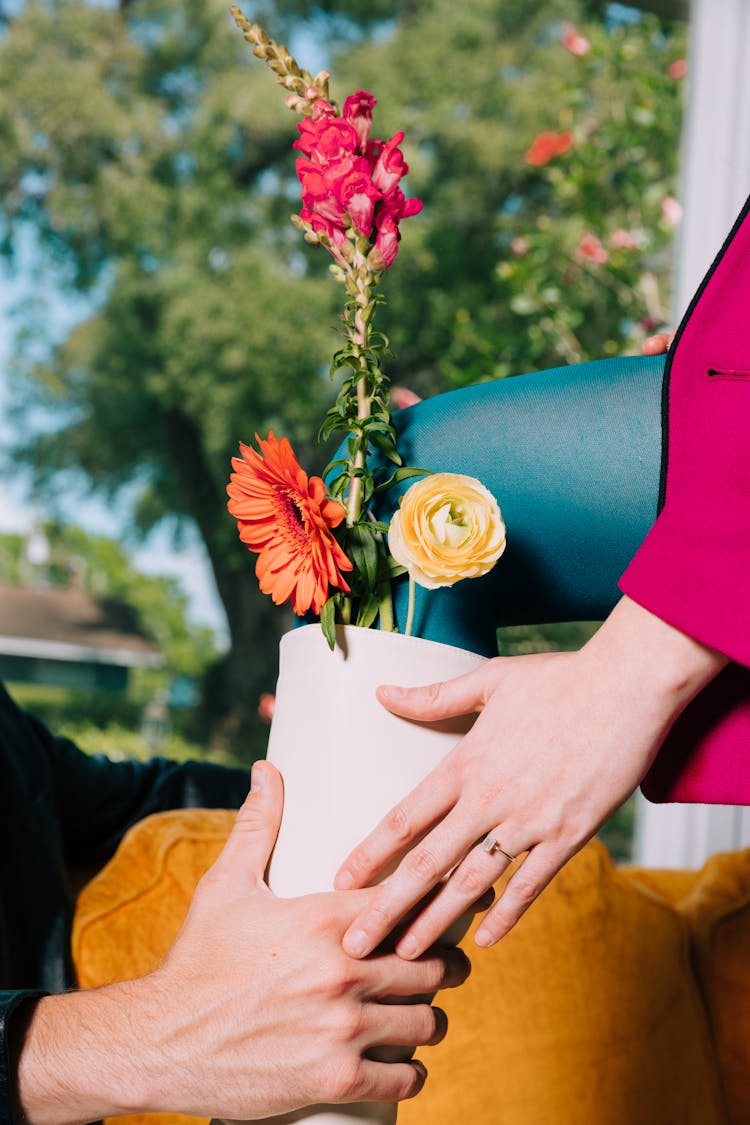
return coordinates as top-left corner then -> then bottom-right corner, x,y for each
481,835 -> 516,862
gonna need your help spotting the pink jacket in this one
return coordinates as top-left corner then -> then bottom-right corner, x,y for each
620,193 -> 750,803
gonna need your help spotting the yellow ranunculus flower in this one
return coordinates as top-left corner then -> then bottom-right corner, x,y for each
388,472 -> 506,589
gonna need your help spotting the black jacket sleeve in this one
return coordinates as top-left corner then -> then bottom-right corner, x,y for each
24,710 -> 250,865
0,685 -> 251,1122
0,991 -> 47,1125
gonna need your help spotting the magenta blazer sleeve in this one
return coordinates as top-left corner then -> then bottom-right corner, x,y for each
619,193 -> 750,804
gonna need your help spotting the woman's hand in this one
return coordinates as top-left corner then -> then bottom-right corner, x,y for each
642,331 -> 674,355
335,597 -> 727,958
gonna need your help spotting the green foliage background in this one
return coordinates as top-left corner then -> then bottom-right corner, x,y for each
0,0 -> 686,850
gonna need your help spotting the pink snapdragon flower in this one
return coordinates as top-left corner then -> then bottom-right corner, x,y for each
342,90 -> 376,148
370,132 -> 410,194
370,189 -> 423,270
294,117 -> 359,163
293,90 -> 421,268
297,155 -> 382,237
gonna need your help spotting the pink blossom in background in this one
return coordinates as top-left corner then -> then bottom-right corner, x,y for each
524,130 -> 574,167
561,25 -> 591,57
610,228 -> 637,251
661,195 -> 683,227
576,232 -> 609,265
390,386 -> 422,409
510,235 -> 530,257
258,693 -> 276,723
668,58 -> 688,80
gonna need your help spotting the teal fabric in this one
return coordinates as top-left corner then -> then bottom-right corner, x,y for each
372,353 -> 665,657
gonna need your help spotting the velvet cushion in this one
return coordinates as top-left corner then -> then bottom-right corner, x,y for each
73,808 -> 235,991
399,841 -> 724,1125
678,850 -> 750,1125
73,815 -> 725,1125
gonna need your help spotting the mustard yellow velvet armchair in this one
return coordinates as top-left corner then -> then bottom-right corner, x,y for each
73,810 -> 750,1125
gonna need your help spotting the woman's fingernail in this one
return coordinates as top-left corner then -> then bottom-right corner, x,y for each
344,929 -> 370,957
378,684 -> 403,700
336,870 -> 355,890
397,933 -> 418,958
474,928 -> 494,948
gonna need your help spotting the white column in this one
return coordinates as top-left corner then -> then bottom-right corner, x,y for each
634,0 -> 750,868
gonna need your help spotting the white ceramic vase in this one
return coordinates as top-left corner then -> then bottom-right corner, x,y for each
257,623 -> 487,1125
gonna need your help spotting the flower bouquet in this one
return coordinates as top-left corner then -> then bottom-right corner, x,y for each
226,12 -> 506,1124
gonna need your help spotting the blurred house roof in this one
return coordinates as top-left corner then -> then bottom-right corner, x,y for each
0,583 -> 162,668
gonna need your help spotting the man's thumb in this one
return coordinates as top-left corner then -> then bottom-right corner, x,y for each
215,760 -> 284,885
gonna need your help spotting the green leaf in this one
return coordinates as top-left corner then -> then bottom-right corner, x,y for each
355,593 -> 380,630
328,474 -> 348,498
320,597 -> 337,651
369,431 -> 402,465
386,558 -> 408,578
360,476 -> 374,505
348,523 -> 379,591
375,466 -> 431,492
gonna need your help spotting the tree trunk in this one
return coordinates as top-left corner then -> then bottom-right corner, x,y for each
205,561 -> 289,758
161,406 -> 290,757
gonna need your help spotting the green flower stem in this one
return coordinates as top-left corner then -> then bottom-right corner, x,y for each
345,272 -> 372,528
346,376 -> 369,528
377,544 -> 395,633
404,574 -> 416,638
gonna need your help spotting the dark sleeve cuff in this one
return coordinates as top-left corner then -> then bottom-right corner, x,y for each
0,991 -> 47,1125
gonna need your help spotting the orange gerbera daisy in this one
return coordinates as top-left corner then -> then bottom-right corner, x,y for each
227,431 -> 353,616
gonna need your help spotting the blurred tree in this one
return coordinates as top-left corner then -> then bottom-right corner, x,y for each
334,0 -> 686,389
0,0 -> 686,747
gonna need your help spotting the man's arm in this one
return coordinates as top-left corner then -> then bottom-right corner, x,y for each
9,763 -> 469,1125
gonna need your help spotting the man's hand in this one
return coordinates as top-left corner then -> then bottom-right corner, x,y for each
14,762 -> 469,1125
335,597 -> 726,959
